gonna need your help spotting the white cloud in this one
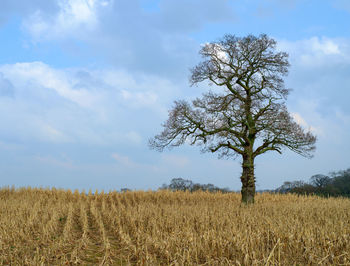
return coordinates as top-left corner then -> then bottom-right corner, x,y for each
278,36 -> 350,117
23,0 -> 108,40
0,61 -> 178,146
291,112 -> 308,128
291,112 -> 319,135
274,36 -> 350,173
278,36 -> 349,68
310,37 -> 340,55
1,62 -> 96,108
290,99 -> 350,145
16,0 -> 231,80
23,10 -> 49,38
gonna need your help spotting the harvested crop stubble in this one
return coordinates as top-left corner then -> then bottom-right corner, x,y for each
0,187 -> 349,265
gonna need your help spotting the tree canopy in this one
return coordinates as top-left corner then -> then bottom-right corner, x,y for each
150,34 -> 316,204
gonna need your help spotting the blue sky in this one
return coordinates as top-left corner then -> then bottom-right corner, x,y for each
0,0 -> 349,192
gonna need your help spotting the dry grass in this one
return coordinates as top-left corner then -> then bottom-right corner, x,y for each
0,187 -> 349,265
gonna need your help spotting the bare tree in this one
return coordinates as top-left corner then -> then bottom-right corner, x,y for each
310,174 -> 331,188
149,34 -> 316,204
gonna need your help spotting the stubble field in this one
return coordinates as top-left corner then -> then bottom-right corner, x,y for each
0,187 -> 349,265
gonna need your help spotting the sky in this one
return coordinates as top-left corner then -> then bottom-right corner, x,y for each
0,0 -> 349,192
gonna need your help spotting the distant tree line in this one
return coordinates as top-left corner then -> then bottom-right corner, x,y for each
159,167 -> 350,198
276,168 -> 350,198
159,178 -> 231,193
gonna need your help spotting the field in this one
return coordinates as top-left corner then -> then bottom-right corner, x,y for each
0,188 -> 349,265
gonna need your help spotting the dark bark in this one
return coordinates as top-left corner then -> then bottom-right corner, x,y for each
241,152 -> 255,204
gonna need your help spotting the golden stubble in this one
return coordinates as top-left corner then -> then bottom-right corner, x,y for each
0,187 -> 349,265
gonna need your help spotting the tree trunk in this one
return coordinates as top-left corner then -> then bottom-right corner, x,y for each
241,153 -> 255,204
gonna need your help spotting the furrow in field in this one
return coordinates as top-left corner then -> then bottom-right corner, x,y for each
77,198 -> 105,264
